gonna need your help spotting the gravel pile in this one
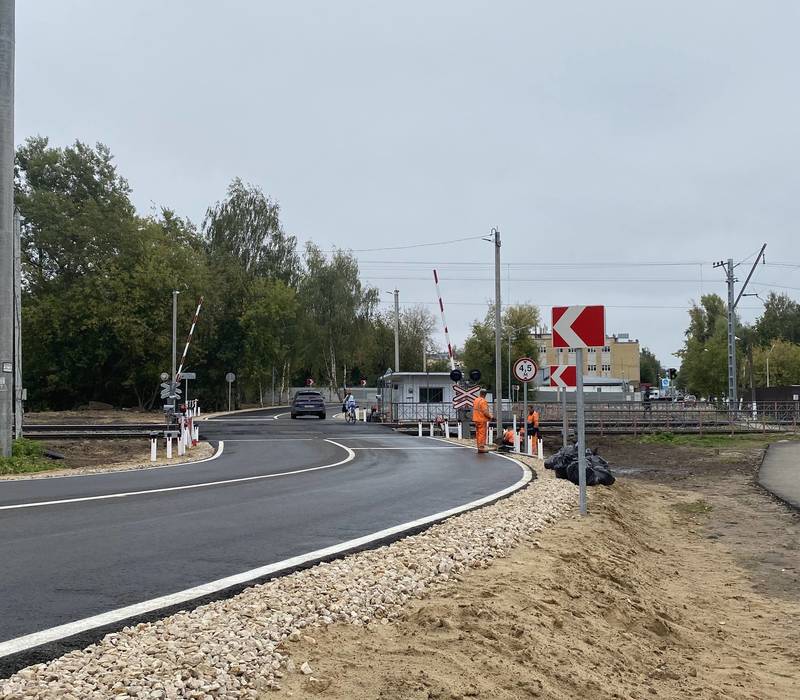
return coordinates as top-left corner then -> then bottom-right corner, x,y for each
1,465 -> 576,699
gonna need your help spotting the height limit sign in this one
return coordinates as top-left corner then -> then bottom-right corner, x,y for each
512,357 -> 538,383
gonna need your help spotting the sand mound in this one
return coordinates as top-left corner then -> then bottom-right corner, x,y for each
276,481 -> 800,699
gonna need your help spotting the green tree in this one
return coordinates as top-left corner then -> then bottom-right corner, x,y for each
639,347 -> 663,385
297,245 -> 379,394
461,304 -> 541,395
752,340 -> 800,387
676,294 -> 733,398
753,292 -> 800,346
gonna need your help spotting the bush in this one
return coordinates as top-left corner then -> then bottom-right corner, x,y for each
0,438 -> 54,475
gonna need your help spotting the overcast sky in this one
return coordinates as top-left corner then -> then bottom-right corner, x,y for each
15,1 -> 800,367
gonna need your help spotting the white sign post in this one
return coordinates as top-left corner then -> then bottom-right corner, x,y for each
225,372 -> 236,413
513,357 -> 538,453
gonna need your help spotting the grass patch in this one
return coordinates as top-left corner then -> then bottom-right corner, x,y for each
631,432 -> 798,449
0,438 -> 60,476
671,499 -> 713,515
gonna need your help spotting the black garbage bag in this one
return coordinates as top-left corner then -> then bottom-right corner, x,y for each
546,443 -> 615,486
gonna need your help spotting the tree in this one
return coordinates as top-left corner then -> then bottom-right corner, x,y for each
203,178 -> 300,286
753,292 -> 800,346
461,304 -> 541,395
639,347 -> 662,386
297,245 -> 379,394
752,340 -> 800,387
676,294 -> 734,398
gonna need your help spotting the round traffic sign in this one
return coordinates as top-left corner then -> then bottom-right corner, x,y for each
160,372 -> 170,381
225,372 -> 236,383
512,357 -> 538,383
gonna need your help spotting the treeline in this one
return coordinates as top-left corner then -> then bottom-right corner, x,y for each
15,137 -> 445,410
677,292 -> 800,397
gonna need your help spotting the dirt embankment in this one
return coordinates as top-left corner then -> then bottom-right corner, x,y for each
276,440 -> 800,699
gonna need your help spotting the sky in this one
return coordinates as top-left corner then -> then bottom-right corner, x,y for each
14,1 -> 800,367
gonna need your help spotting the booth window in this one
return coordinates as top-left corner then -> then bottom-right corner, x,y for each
419,387 -> 444,403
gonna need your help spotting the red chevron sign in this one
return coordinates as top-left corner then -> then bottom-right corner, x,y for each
549,365 -> 577,388
551,305 -> 605,348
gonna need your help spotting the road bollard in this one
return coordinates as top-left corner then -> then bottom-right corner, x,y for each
418,422 -> 423,437
488,426 -> 494,444
513,414 -> 517,433
513,431 -> 520,453
362,409 -> 367,422
527,435 -> 533,456
192,423 -> 198,446
166,436 -> 173,459
444,422 -> 450,438
150,434 -> 158,462
429,422 -> 434,437
457,422 -> 463,439
537,438 -> 544,460
177,430 -> 185,456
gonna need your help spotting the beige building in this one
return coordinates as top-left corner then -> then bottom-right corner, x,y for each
533,332 -> 641,388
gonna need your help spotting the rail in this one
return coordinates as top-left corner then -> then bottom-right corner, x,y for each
15,423 -> 171,440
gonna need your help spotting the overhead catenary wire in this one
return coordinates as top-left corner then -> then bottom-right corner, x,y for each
319,234 -> 486,253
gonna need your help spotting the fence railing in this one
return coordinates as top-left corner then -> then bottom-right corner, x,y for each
380,401 -> 799,434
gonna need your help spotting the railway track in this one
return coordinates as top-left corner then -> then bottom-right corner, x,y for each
16,424 -> 170,439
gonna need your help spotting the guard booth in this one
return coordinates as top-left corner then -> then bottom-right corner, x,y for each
377,371 -> 458,423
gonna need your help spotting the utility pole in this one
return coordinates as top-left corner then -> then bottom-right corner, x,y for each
493,227 -> 502,430
714,244 -> 766,414
393,289 -> 400,373
171,290 -> 179,414
0,0 -> 15,457
13,208 -> 21,439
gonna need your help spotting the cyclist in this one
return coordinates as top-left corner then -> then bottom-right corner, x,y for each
344,391 -> 357,423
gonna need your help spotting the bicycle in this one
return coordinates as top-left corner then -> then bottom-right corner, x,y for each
345,405 -> 357,424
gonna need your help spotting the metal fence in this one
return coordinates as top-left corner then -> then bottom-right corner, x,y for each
382,401 -> 799,434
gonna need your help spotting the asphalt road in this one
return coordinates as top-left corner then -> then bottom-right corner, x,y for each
0,406 -> 526,671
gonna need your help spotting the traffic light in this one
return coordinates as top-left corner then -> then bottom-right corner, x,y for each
469,369 -> 482,382
668,368 -> 678,380
449,368 -> 463,382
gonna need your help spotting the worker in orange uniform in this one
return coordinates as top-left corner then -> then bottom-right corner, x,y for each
527,406 -> 540,441
472,388 -> 493,454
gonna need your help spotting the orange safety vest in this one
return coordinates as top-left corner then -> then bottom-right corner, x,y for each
472,396 -> 492,423
503,429 -> 515,445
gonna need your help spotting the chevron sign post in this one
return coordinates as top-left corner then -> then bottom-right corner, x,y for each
551,305 -> 606,517
549,365 -> 577,388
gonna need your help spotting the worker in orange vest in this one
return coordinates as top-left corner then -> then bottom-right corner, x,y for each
471,388 -> 493,454
527,406 -> 540,441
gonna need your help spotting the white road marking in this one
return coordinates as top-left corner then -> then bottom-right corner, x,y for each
0,457 -> 530,659
0,442 -> 226,483
349,446 -> 463,450
222,438 -> 315,442
0,440 -> 355,511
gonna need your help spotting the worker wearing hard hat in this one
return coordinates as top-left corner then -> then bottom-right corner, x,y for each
472,388 -> 493,454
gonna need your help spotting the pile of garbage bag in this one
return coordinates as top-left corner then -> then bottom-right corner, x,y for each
544,443 -> 615,486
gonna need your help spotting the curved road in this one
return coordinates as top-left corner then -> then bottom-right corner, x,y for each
0,407 -> 526,673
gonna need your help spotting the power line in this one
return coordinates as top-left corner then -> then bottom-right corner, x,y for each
361,276 -> 720,283
376,300 -> 765,310
356,259 -> 713,267
319,234 -> 486,253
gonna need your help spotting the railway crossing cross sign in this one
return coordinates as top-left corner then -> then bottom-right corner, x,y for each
453,384 -> 480,409
549,365 -> 577,388
512,357 -> 538,383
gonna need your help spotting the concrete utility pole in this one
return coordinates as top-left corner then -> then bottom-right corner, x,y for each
13,208 -> 21,439
493,227 -> 502,430
393,289 -> 400,373
0,0 -> 15,457
714,244 -> 766,414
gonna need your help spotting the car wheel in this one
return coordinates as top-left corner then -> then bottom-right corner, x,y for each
319,413 -> 326,419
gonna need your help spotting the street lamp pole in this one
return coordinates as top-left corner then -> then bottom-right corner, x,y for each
766,343 -> 776,388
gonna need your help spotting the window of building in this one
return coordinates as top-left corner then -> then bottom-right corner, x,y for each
568,348 -> 576,353
539,345 -> 547,354
419,387 -> 443,403
587,364 -> 597,371
603,346 -> 611,352
601,364 -> 611,371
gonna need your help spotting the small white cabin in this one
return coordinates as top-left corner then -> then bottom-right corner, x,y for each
378,371 -> 460,422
